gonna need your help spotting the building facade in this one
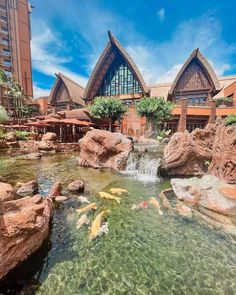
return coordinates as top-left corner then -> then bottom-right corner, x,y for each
83,31 -> 236,137
0,0 -> 33,109
49,72 -> 85,113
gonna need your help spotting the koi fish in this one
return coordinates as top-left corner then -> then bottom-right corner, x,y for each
131,200 -> 149,210
98,192 -> 121,204
93,222 -> 109,239
78,196 -> 90,204
109,188 -> 128,195
149,197 -> 163,215
76,214 -> 90,229
89,209 -> 110,240
76,202 -> 97,215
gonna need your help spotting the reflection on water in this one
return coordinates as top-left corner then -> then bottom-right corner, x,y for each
0,153 -> 236,295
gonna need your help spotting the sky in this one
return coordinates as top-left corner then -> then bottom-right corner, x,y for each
30,0 -> 236,98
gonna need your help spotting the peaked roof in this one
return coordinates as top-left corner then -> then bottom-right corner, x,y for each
84,31 -> 149,100
49,72 -> 85,106
168,48 -> 221,96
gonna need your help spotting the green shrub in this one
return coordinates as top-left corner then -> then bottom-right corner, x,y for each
224,114 -> 236,126
0,128 -> 6,140
15,131 -> 29,141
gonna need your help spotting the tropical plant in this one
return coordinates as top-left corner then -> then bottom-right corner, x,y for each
224,114 -> 236,126
15,131 -> 30,141
89,96 -> 128,131
157,129 -> 171,141
8,80 -> 26,118
0,106 -> 10,124
0,128 -> 6,139
0,69 -> 10,111
16,105 -> 39,118
135,96 -> 174,132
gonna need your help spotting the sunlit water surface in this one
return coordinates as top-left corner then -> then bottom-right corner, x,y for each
0,153 -> 236,295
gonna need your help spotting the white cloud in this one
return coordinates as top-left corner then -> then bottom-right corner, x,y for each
31,20 -> 88,87
126,13 -> 236,84
157,8 -> 165,21
33,83 -> 51,99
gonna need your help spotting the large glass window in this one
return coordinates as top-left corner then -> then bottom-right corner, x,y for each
175,93 -> 208,105
98,55 -> 142,96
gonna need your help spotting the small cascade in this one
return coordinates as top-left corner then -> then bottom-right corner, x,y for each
125,151 -> 161,182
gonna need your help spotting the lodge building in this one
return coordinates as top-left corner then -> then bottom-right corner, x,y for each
47,31 -> 236,138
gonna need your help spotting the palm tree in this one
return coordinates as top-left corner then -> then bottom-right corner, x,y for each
8,80 -> 26,119
0,69 -> 10,113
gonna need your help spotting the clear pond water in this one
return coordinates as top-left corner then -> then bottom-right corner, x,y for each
0,153 -> 236,295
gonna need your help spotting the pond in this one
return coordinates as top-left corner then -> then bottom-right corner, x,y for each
0,153 -> 236,295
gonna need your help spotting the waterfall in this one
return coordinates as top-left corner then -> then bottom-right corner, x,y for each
124,152 -> 161,182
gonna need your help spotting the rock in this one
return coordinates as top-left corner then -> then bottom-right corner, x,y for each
17,180 -> 38,197
175,203 -> 193,218
48,181 -> 62,199
0,182 -> 15,202
38,141 -> 55,151
0,140 -> 8,149
41,132 -> 57,142
7,141 -> 20,148
32,194 -> 42,204
0,175 -> 7,183
79,129 -> 133,170
5,132 -> 16,142
0,196 -> 52,279
160,124 -> 216,176
208,125 -> 236,184
18,152 -> 42,160
55,196 -> 67,203
162,138 -> 170,144
171,175 -> 236,216
68,179 -> 84,193
138,136 -> 159,145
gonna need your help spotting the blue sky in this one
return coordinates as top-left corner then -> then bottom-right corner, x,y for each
30,0 -> 236,98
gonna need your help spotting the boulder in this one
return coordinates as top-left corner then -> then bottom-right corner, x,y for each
5,132 -> 16,142
138,136 -> 159,145
79,129 -> 133,170
160,124 -> 216,176
0,182 -> 15,202
48,181 -> 62,199
68,179 -> 84,193
6,141 -> 20,148
0,175 -> 7,183
208,125 -> 236,184
41,132 -> 57,142
17,180 -> 38,197
171,175 -> 236,216
18,152 -> 42,160
38,141 -> 55,151
0,140 -> 8,149
0,195 -> 52,279
55,196 -> 67,203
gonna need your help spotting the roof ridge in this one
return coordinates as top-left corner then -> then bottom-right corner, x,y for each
58,72 -> 85,90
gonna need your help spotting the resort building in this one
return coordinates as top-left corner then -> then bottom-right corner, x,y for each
44,31 -> 236,140
83,31 -> 236,137
0,0 -> 33,109
49,72 -> 85,113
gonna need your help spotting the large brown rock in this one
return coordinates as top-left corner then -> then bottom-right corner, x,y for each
0,195 -> 52,279
38,141 -> 55,151
171,175 -> 236,216
68,179 -> 84,193
41,132 -> 57,142
209,125 -> 236,184
17,180 -> 38,197
0,182 -> 15,202
161,123 -> 236,183
48,181 -> 62,199
79,129 -> 133,170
